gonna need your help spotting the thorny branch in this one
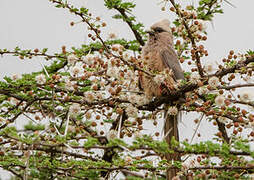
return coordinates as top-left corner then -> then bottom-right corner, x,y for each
112,5 -> 145,46
0,1 -> 254,179
49,0 -> 153,77
169,0 -> 204,77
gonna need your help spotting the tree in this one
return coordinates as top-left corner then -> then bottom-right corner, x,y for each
0,0 -> 254,179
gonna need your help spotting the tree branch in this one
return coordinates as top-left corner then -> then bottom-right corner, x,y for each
169,0 -> 204,77
211,56 -> 254,78
112,6 -> 145,46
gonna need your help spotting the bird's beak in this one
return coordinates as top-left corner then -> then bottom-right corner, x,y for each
145,30 -> 155,36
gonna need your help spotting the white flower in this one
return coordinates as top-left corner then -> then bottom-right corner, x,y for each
65,79 -> 75,91
128,94 -> 138,104
85,111 -> 92,119
11,74 -> 21,81
125,104 -> 138,118
95,92 -> 104,100
239,90 -> 254,102
181,163 -> 189,173
154,74 -> 165,84
208,76 -> 219,88
106,66 -> 119,79
9,97 -> 19,105
128,94 -> 150,106
108,32 -> 117,39
82,54 -> 96,65
35,74 -> 46,85
91,84 -> 99,91
197,20 -> 207,32
106,130 -> 118,140
69,103 -> 81,116
100,81 -> 105,87
243,75 -> 253,83
112,44 -> 124,51
134,131 -> 141,139
168,106 -> 178,115
189,10 -> 197,17
248,121 -> 254,128
198,86 -> 209,95
125,156 -> 133,165
55,106 -> 64,112
215,95 -> 225,107
123,52 -> 130,60
128,81 -> 139,92
67,54 -> 78,65
84,91 -> 95,103
190,73 -> 201,83
190,25 -> 199,33
68,125 -> 76,133
70,66 -> 82,76
218,117 -> 229,124
125,70 -> 135,80
204,63 -> 214,73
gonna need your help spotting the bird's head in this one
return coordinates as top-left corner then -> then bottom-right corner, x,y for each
146,19 -> 173,44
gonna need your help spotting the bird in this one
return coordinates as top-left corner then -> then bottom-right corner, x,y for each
140,19 -> 184,97
140,19 -> 184,179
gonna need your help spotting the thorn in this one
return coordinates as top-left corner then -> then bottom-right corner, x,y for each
54,124 -> 62,136
117,114 -> 123,138
64,113 -> 70,136
40,62 -> 50,78
210,20 -> 215,31
64,143 -> 75,151
224,0 -> 236,8
190,114 -> 204,143
164,127 -> 173,139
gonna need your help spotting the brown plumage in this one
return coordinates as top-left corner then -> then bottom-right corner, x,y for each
140,19 -> 184,97
140,19 -> 184,179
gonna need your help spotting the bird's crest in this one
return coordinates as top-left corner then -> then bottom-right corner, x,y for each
151,19 -> 171,33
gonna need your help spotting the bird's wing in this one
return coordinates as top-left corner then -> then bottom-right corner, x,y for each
160,47 -> 184,80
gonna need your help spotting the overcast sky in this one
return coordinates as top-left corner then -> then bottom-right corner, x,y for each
1,0 -> 254,77
1,0 -> 254,79
0,0 -> 254,179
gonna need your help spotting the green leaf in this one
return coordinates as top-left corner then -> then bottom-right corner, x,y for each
42,48 -> 48,54
103,119 -> 114,123
24,122 -> 45,131
247,49 -> 254,55
84,137 -> 100,148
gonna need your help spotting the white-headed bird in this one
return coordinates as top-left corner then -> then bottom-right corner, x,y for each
140,19 -> 184,179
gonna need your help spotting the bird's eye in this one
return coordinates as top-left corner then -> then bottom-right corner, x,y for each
154,27 -> 165,33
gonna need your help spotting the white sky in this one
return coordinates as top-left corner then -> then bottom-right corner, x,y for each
1,0 -> 254,79
0,0 -> 254,179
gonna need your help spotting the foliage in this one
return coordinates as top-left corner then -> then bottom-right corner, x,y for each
0,0 -> 254,179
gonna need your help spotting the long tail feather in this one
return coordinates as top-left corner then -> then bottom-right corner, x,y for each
164,107 -> 180,179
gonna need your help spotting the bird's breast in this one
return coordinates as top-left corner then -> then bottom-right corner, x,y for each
142,46 -> 166,72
